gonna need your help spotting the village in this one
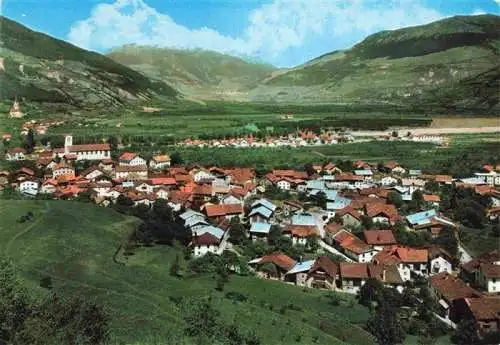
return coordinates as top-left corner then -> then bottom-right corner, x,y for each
1,133 -> 500,341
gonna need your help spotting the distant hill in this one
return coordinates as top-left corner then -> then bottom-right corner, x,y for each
249,15 -> 500,113
0,16 -> 179,110
107,45 -> 277,101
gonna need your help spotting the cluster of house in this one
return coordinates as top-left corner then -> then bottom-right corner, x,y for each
430,251 -> 500,335
178,131 -> 354,148
2,135 -> 499,336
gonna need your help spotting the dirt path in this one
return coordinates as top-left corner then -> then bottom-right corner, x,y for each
351,126 -> 500,137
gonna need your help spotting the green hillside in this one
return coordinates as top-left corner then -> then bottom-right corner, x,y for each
107,45 -> 277,100
251,15 -> 500,113
0,200 -> 375,345
0,16 -> 179,110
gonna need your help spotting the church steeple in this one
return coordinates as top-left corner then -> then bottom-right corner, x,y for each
9,97 -> 24,118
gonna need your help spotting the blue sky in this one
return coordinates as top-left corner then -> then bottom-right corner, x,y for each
2,0 -> 499,67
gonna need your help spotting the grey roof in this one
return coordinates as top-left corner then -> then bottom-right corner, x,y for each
354,170 -> 373,176
251,198 -> 277,212
193,225 -> 225,239
306,180 -> 326,191
180,209 -> 205,220
249,206 -> 273,219
286,260 -> 315,275
249,222 -> 272,234
326,197 -> 352,210
292,213 -> 317,226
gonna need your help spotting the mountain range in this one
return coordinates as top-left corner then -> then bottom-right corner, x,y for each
0,14 -> 499,113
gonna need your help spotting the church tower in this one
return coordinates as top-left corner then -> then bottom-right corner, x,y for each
64,135 -> 73,154
8,98 -> 24,118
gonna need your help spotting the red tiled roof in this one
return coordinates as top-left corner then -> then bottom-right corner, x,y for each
384,161 -> 400,170
19,167 -> 35,176
464,297 -> 500,321
430,272 -> 480,303
363,230 -> 397,246
374,246 -> 428,264
462,250 -> 500,274
435,175 -> 453,183
149,177 -> 177,185
423,194 -> 441,202
480,263 -> 500,279
53,162 -> 73,170
335,173 -> 364,182
119,152 -> 137,161
336,206 -> 362,220
365,203 -> 399,224
324,222 -> 346,235
340,262 -> 369,279
192,232 -> 220,246
152,155 -> 170,163
115,165 -> 148,172
8,147 -> 25,154
308,256 -> 338,278
283,225 -> 318,238
369,264 -> 404,285
259,252 -> 296,271
68,143 -> 110,152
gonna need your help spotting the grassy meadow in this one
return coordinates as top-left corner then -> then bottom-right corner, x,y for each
0,200 -> 375,345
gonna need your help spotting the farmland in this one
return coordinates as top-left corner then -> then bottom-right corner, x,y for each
0,200 -> 375,345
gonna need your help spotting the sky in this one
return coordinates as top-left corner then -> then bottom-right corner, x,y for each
1,0 -> 499,67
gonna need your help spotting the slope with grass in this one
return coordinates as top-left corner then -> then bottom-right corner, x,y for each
0,16 -> 179,110
0,200 -> 376,345
250,15 -> 500,113
107,45 -> 277,100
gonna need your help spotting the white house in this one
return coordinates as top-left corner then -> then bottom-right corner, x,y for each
119,152 -> 147,166
474,172 -> 500,186
192,169 -> 213,183
477,261 -> 500,293
52,162 -> 75,180
19,180 -> 39,196
115,165 -> 148,180
379,176 -> 398,186
6,147 -> 26,161
56,135 -> 111,161
276,178 -> 292,191
149,155 -> 171,170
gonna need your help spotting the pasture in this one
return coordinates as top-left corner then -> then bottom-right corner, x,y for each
0,200 -> 375,345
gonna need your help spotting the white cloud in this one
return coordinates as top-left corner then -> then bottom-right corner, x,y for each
68,0 -> 447,66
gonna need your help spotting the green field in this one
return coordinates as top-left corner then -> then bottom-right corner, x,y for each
0,200 -> 375,345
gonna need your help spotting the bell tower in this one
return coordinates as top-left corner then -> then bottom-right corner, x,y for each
64,135 -> 73,154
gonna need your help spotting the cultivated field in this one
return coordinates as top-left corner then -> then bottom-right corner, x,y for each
0,200 -> 376,345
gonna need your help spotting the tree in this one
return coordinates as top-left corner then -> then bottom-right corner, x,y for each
452,319 -> 479,345
391,130 -> 399,138
18,295 -> 109,345
0,258 -> 30,343
425,180 -> 440,194
305,236 -> 320,253
358,278 -> 384,309
366,300 -> 405,345
215,266 -> 229,291
170,254 -> 181,277
182,297 -> 220,343
229,217 -> 247,245
314,191 -> 327,209
268,225 -> 282,246
361,215 -> 374,230
24,129 -> 35,153
106,135 -> 118,151
171,151 -> 184,166
388,191 -> 404,209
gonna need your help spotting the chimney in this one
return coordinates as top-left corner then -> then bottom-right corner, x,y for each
382,268 -> 386,282
299,255 -> 303,264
